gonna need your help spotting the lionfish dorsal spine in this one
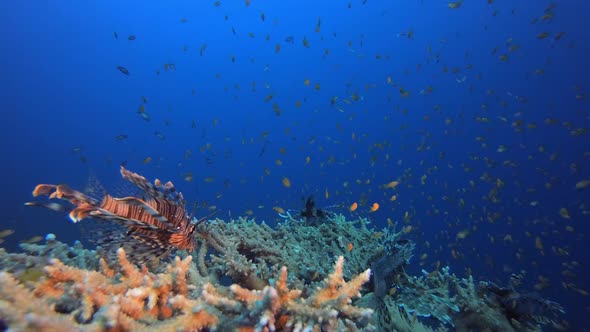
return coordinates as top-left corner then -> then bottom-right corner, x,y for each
120,166 -> 185,207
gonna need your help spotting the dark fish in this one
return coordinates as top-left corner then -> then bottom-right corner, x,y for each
284,36 -> 294,44
113,32 -> 118,39
116,66 -> 130,76
26,166 -> 204,265
258,140 -> 269,157
115,134 -> 128,141
128,34 -> 136,41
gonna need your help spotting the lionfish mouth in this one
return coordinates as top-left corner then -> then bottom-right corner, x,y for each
26,165 -> 200,264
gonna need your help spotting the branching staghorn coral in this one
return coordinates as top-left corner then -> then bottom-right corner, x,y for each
388,266 -> 566,331
0,247 -> 207,331
0,244 -> 376,331
0,214 -> 565,331
199,256 -> 374,331
196,213 -> 404,290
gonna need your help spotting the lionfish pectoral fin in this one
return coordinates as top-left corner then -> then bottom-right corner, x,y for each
32,184 -> 58,197
27,184 -> 101,223
113,197 -> 176,229
31,184 -> 99,205
25,201 -> 69,213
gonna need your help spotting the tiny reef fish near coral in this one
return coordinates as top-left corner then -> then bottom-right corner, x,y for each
25,165 -> 204,263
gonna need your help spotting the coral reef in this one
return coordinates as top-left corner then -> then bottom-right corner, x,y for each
0,246 -> 373,331
0,214 -> 566,331
196,213 -> 403,289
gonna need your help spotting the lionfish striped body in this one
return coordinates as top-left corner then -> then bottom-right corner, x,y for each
26,166 -> 200,264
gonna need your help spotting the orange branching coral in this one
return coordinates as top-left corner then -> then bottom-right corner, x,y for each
312,256 -> 372,308
201,256 -> 374,331
29,248 -> 215,331
0,272 -> 87,332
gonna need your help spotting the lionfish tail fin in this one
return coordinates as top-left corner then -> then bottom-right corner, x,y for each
27,184 -> 100,223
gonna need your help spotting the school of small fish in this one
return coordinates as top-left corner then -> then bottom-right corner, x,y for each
10,0 -> 584,322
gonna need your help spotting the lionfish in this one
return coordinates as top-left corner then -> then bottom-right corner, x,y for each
26,165 -> 202,264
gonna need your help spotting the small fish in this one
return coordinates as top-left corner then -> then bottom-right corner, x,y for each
369,202 -> 379,212
20,235 -> 43,244
302,36 -> 310,48
349,202 -> 358,212
282,177 -> 291,188
383,180 -> 399,189
447,1 -> 463,9
0,229 -> 15,238
115,134 -> 128,141
113,32 -> 118,39
575,180 -> 590,190
456,229 -> 470,239
116,66 -> 130,76
559,208 -> 570,219
142,156 -> 152,164
128,34 -> 136,41
154,131 -> 165,140
139,112 -> 150,121
185,172 -> 193,182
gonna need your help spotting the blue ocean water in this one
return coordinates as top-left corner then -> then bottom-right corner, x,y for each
1,0 -> 588,329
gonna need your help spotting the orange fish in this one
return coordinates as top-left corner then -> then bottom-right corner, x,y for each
275,43 -> 281,53
384,180 -> 399,189
349,202 -> 358,212
370,202 -> 379,212
347,243 -> 353,251
282,177 -> 291,188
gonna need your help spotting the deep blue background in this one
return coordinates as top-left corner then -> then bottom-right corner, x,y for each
1,0 -> 589,329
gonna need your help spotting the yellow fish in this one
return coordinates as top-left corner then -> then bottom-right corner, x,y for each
383,180 -> 399,189
282,177 -> 291,188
